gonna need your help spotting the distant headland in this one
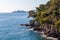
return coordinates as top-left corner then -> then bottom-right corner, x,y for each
12,10 -> 27,13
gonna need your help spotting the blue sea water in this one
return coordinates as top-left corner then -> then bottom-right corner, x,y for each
0,13 -> 44,40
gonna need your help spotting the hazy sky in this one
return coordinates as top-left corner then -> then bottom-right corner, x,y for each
0,0 -> 49,12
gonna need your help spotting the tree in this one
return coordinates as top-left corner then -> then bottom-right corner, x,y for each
35,0 -> 60,32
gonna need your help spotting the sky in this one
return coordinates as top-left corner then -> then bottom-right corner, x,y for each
0,0 -> 49,12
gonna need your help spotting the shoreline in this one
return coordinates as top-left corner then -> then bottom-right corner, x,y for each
20,23 -> 59,40
20,19 -> 59,40
28,27 -> 58,40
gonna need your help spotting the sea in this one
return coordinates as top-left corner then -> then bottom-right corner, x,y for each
0,12 -> 44,40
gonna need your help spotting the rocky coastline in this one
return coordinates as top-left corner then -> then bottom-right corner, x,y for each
20,20 -> 59,40
20,0 -> 60,40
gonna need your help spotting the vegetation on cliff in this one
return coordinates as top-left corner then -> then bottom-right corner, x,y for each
29,0 -> 60,32
36,0 -> 60,31
28,0 -> 60,39
28,10 -> 36,18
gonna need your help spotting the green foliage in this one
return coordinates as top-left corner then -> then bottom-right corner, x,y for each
28,10 -> 36,18
35,0 -> 60,32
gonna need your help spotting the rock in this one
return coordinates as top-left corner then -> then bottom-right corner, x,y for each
33,27 -> 42,31
20,24 -> 30,26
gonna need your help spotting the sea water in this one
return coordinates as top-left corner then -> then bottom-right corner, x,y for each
0,13 -> 44,40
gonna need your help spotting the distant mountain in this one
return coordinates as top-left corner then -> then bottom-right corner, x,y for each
12,10 -> 27,13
